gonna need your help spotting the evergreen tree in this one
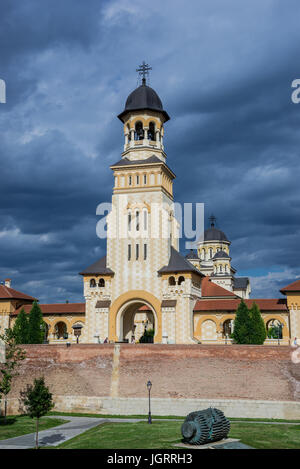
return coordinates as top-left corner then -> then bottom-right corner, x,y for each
249,302 -> 267,345
232,299 -> 252,344
12,308 -> 29,344
22,377 -> 54,449
27,301 -> 44,344
0,328 -> 26,423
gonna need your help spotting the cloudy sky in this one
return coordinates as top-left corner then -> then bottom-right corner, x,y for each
1,0 -> 300,302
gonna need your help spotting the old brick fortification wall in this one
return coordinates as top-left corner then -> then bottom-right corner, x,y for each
6,344 -> 300,403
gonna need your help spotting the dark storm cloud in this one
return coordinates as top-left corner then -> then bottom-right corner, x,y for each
1,0 -> 300,301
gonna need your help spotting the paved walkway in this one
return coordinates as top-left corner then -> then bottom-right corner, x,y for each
0,416 -> 299,449
0,416 -> 108,449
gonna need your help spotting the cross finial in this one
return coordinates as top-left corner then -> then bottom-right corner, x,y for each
136,61 -> 152,85
209,214 -> 216,228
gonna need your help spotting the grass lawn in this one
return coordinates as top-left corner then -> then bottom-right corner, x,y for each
0,415 -> 67,440
56,420 -> 300,450
48,411 -> 300,424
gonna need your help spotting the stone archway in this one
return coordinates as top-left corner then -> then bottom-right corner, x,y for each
54,321 -> 68,339
120,302 -> 155,343
109,290 -> 162,342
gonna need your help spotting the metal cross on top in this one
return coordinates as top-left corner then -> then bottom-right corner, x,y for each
136,61 -> 152,85
209,214 -> 216,227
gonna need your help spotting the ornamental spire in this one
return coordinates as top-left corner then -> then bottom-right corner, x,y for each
136,61 -> 152,85
209,214 -> 216,228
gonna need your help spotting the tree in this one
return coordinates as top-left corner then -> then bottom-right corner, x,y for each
139,328 -> 155,343
249,302 -> 267,345
12,308 -> 29,344
232,300 -> 252,344
22,377 -> 54,449
0,328 -> 26,423
27,301 -> 44,344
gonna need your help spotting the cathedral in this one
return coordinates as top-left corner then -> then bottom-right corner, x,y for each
0,65 -> 298,345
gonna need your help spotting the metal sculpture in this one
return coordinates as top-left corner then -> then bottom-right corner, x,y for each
181,408 -> 230,445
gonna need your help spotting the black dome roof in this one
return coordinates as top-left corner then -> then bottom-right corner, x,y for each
213,250 -> 230,259
118,83 -> 170,122
204,227 -> 229,242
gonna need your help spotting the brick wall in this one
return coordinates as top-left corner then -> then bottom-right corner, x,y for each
3,343 -> 297,401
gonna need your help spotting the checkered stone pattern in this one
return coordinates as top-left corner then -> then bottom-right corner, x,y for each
290,306 -> 300,340
162,308 -> 176,343
107,190 -> 174,302
84,105 -> 195,344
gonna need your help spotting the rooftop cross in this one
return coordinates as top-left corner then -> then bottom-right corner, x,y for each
209,214 -> 216,228
136,61 -> 152,85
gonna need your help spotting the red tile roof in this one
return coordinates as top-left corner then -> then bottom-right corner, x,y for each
138,305 -> 151,311
12,303 -> 86,316
194,298 -> 288,312
0,284 -> 36,301
201,276 -> 238,298
280,279 -> 300,294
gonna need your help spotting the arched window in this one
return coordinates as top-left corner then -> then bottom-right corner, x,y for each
169,276 -> 176,286
144,174 -> 147,185
220,265 -> 223,273
210,248 -> 213,258
178,276 -> 185,285
90,279 -> 96,288
201,248 -> 205,260
143,209 -> 148,230
148,122 -> 156,141
127,124 -> 131,142
128,211 -> 132,231
55,321 -> 68,340
134,121 -> 144,140
99,278 -> 105,288
136,210 -> 140,231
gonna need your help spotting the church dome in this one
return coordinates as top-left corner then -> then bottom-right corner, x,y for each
118,83 -> 170,122
213,250 -> 230,259
203,216 -> 229,243
204,227 -> 229,242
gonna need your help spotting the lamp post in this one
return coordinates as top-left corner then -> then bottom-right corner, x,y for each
72,324 -> 83,344
147,380 -> 152,424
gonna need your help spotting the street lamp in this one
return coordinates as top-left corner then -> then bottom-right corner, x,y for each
147,380 -> 152,424
72,324 -> 83,344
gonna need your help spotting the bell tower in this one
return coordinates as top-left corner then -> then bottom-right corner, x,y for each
103,63 -> 180,342
117,61 -> 170,163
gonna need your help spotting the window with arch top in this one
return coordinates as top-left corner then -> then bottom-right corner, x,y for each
143,209 -> 148,230
98,278 -> 105,288
168,276 -> 176,286
178,276 -> 185,285
90,279 -> 96,288
134,121 -> 144,140
148,122 -> 156,141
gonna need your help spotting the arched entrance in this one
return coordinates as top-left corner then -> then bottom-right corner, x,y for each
109,290 -> 162,343
266,319 -> 283,339
55,321 -> 68,340
117,300 -> 156,343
